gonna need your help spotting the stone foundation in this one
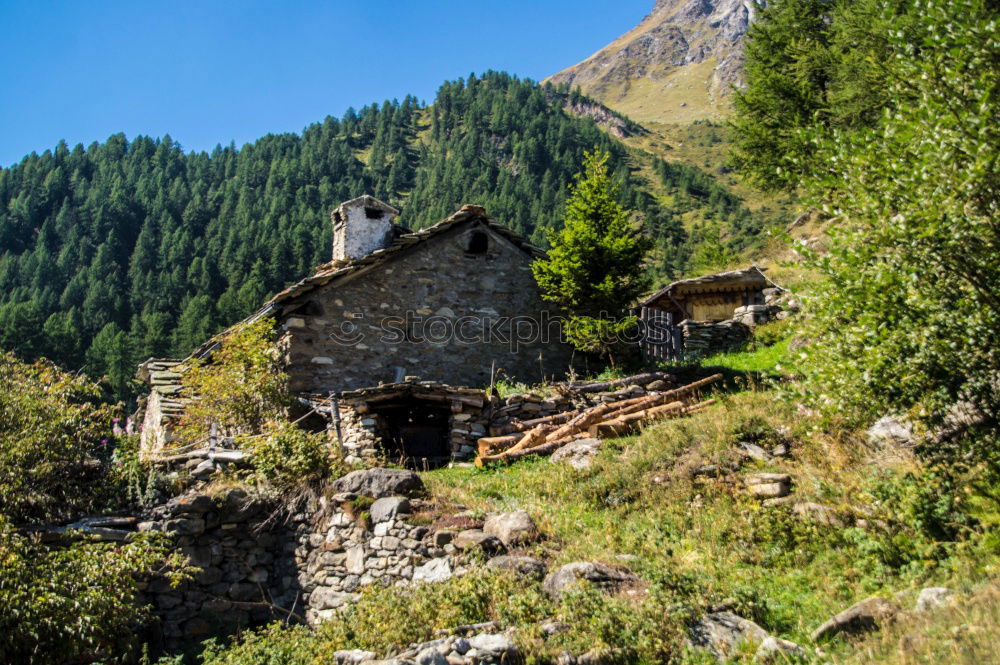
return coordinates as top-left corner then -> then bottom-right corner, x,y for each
137,471 -> 485,650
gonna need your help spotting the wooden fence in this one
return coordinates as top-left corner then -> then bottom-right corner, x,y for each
638,307 -> 683,363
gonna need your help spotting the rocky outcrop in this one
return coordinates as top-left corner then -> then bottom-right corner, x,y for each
559,96 -> 645,138
333,630 -> 520,665
550,438 -> 603,469
744,472 -> 792,499
915,587 -> 954,612
689,611 -> 806,662
332,468 -> 424,498
483,511 -> 539,547
690,611 -> 768,659
548,0 -> 760,122
485,556 -> 548,581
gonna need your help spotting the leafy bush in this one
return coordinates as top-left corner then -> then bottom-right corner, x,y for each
177,317 -> 339,489
198,570 -> 700,665
749,318 -> 794,349
564,315 -> 641,366
0,352 -> 120,523
197,624 -> 321,665
741,0 -> 1000,476
0,519 -> 189,665
176,317 -> 289,442
239,422 -> 340,489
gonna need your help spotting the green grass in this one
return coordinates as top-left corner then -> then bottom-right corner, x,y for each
701,337 -> 793,376
424,389 -> 1000,663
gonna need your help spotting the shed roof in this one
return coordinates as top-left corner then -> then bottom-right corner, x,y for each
639,266 -> 772,308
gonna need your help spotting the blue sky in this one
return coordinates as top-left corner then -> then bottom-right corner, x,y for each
0,0 -> 651,167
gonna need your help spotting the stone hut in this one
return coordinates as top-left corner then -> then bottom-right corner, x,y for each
138,196 -> 574,463
640,266 -> 773,323
638,266 -> 787,359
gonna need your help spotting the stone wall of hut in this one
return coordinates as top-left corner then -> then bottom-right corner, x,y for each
278,223 -> 574,394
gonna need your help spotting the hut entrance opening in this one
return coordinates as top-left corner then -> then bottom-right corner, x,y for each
370,397 -> 451,470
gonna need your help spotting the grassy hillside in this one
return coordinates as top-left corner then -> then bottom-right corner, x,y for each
584,58 -> 731,126
196,308 -> 1000,665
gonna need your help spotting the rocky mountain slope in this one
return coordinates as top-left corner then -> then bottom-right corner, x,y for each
548,0 -> 757,124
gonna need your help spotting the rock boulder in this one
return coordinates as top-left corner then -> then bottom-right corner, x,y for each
811,597 -> 898,642
332,468 -> 424,498
689,611 -> 768,660
542,561 -> 637,600
485,555 -> 547,580
483,510 -> 539,547
551,438 -> 603,469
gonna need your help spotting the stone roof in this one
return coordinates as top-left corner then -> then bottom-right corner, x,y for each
639,266 -> 772,307
303,379 -> 486,404
186,205 -> 544,361
265,204 -> 543,308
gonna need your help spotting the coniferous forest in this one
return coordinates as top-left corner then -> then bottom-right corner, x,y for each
0,72 -> 766,398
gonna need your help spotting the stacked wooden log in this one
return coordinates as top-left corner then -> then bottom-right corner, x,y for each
487,370 -> 677,437
475,374 -> 721,467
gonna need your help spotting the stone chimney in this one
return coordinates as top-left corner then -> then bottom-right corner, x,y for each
331,195 -> 400,261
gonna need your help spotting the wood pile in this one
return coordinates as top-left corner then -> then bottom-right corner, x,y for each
488,370 -> 676,436
475,374 -> 721,467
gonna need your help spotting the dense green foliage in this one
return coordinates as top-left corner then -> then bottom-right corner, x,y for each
199,567 -> 691,665
533,150 -> 651,317
533,150 -> 651,360
0,521 -> 188,665
797,0 -> 1000,474
651,157 -> 762,263
730,0 -> 912,191
735,0 -> 1000,473
0,72 -> 770,400
0,352 -> 120,523
0,355 -> 187,665
176,318 -> 289,441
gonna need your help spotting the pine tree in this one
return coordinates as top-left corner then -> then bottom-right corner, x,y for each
532,149 -> 651,318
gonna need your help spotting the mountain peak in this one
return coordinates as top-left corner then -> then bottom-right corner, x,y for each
548,0 -> 758,124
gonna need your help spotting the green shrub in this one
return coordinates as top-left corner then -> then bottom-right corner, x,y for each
177,317 -> 339,489
0,519 -> 189,665
176,317 -> 289,442
0,352 -> 121,523
196,624 -> 321,665
240,422 -> 340,490
749,318 -> 794,349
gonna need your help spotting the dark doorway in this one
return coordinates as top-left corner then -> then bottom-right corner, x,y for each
370,398 -> 451,470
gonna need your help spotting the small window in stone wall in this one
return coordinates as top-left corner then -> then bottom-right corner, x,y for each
301,300 -> 324,316
466,230 -> 488,255
364,206 -> 384,219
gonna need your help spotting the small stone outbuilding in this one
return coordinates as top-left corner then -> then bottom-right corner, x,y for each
640,266 -> 774,324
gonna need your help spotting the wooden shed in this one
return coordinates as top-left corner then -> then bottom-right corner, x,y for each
637,266 -> 772,361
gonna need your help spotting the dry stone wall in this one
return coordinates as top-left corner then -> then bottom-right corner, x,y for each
138,469 -> 521,651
